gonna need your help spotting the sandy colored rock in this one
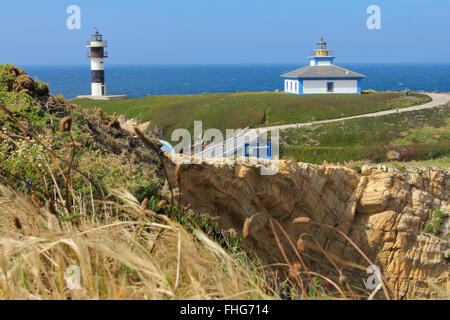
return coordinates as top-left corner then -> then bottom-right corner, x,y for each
118,115 -> 150,134
164,156 -> 449,299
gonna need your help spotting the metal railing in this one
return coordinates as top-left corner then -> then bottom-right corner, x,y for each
194,128 -> 258,159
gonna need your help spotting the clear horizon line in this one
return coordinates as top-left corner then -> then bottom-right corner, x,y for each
14,62 -> 450,67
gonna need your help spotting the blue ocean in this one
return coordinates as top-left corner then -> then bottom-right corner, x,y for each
21,64 -> 450,99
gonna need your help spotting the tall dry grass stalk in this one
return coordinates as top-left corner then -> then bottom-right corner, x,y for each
242,211 -> 396,300
0,185 -> 275,300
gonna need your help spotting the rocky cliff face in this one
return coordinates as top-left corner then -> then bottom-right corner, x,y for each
164,156 -> 449,299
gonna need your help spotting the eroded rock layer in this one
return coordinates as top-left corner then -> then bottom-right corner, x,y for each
165,156 -> 449,299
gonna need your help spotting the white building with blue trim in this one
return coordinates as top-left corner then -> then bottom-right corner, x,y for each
281,38 -> 365,95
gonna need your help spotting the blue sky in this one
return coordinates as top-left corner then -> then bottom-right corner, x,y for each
1,0 -> 449,65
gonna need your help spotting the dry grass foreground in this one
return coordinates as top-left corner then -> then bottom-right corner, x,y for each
0,186 -> 275,300
0,64 -> 273,300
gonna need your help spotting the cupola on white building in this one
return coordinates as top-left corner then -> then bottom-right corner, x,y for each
281,38 -> 366,95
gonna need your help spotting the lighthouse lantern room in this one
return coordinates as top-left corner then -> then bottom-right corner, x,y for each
309,37 -> 335,66
281,38 -> 366,95
87,29 -> 108,97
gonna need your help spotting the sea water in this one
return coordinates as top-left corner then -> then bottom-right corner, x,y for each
21,63 -> 450,99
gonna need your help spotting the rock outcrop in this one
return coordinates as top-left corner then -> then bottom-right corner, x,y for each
117,115 -> 151,134
164,156 -> 449,299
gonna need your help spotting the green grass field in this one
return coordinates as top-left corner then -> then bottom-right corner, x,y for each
72,91 -> 430,140
281,105 -> 450,166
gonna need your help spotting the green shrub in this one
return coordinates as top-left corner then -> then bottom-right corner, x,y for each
424,224 -> 434,234
424,209 -> 449,236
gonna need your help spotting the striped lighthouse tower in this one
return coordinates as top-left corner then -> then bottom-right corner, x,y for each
87,29 -> 108,97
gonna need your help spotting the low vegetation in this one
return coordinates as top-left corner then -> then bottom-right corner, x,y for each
424,209 -> 449,236
281,104 -> 450,166
72,91 -> 430,140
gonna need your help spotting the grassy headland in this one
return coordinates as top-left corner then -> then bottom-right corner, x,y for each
72,91 -> 431,140
281,104 -> 450,166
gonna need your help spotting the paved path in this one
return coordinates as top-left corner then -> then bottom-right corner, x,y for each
252,93 -> 450,134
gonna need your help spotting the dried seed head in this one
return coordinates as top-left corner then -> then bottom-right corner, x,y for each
339,275 -> 347,285
13,217 -> 22,230
31,193 -> 41,208
68,141 -> 82,148
289,261 -> 302,278
141,198 -> 149,210
133,127 -> 162,155
157,200 -> 168,208
46,200 -> 58,217
293,217 -> 311,224
60,116 -> 72,132
297,238 -> 305,252
243,218 -> 252,239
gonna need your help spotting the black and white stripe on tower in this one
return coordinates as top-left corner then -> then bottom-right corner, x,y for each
87,29 -> 108,96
